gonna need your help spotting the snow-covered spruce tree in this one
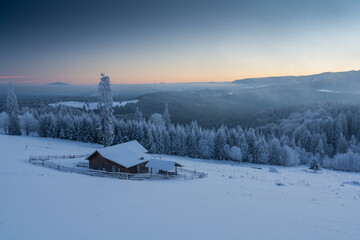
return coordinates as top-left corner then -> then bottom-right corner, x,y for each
0,112 -> 9,134
98,73 -> 114,147
163,103 -> 171,128
268,138 -> 282,165
336,133 -> 348,154
197,129 -> 215,159
77,114 -> 92,142
315,138 -> 326,161
186,121 -> 200,157
38,113 -> 57,138
134,107 -> 143,121
214,125 -> 228,160
246,129 -> 257,163
6,83 -> 21,135
146,125 -> 157,153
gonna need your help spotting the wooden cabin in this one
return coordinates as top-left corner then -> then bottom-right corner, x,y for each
86,140 -> 149,173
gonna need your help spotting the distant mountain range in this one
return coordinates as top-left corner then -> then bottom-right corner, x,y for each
47,82 -> 70,85
233,70 -> 360,93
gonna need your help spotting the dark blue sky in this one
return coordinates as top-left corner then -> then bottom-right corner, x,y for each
1,0 -> 360,84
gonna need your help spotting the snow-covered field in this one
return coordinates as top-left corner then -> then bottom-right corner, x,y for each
49,100 -> 139,110
0,135 -> 359,240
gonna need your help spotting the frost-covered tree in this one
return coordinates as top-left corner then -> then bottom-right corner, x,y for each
253,135 -> 269,164
146,125 -> 157,153
247,129 -> 260,163
197,130 -> 215,159
134,107 -> 143,121
279,145 -> 299,166
268,138 -> 282,165
336,133 -> 348,154
315,139 -> 326,160
38,113 -> 57,138
19,112 -> 38,136
186,121 -> 200,157
324,150 -> 360,172
98,73 -> 114,147
348,135 -> 359,153
236,127 -> 248,161
228,146 -> 242,161
163,103 -> 171,128
149,113 -> 165,130
214,125 -> 228,160
77,115 -> 92,142
6,83 -> 21,135
0,112 -> 9,134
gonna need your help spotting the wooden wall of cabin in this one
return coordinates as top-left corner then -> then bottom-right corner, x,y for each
88,152 -> 148,173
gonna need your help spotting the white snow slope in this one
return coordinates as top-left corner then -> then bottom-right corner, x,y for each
0,135 -> 359,240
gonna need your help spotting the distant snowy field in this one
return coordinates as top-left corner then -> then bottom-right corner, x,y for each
317,89 -> 341,94
49,100 -> 139,110
0,135 -> 359,240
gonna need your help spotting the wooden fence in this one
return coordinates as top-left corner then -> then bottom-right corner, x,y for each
29,154 -> 90,161
181,168 -> 207,179
29,154 -> 207,180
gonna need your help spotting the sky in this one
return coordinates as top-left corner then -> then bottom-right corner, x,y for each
1,0 -> 360,84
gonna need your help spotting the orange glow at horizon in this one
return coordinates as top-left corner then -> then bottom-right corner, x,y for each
0,76 -> 29,79
32,66 -> 360,85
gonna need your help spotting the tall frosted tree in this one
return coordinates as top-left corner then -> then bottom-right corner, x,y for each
6,83 -> 21,135
163,103 -> 171,128
98,73 -> 114,146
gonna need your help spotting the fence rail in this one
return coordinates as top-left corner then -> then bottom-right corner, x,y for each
181,168 -> 208,179
29,154 -> 90,161
29,154 -> 206,181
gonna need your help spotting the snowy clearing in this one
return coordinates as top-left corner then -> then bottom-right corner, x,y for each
0,135 -> 360,240
49,100 -> 139,110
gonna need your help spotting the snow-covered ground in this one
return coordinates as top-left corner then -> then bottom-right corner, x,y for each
0,135 -> 359,240
49,100 -> 139,110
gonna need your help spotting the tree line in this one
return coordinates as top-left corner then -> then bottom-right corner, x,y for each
1,78 -> 360,172
2,101 -> 360,171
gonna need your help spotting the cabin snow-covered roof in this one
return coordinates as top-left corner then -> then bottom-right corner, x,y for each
145,159 -> 182,171
89,140 -> 150,168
